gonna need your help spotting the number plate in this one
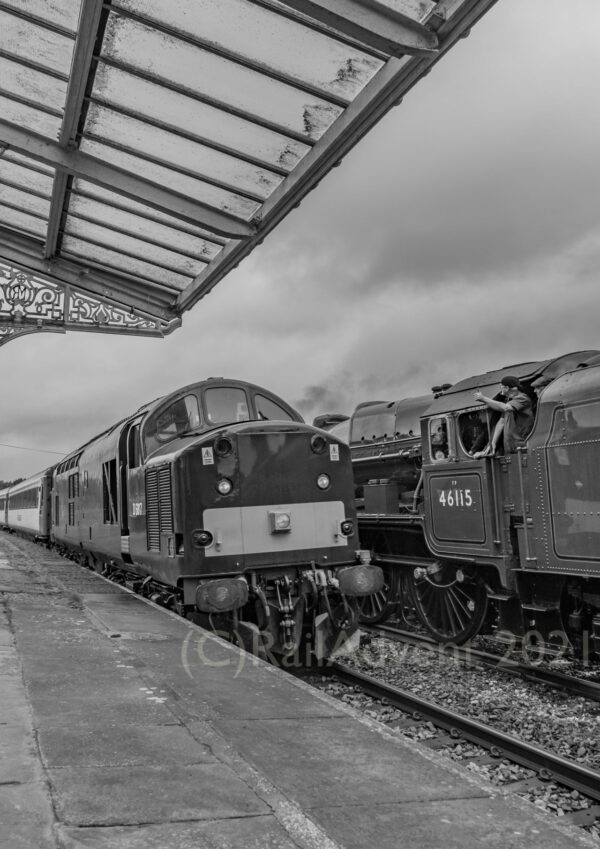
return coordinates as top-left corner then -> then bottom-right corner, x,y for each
428,473 -> 485,543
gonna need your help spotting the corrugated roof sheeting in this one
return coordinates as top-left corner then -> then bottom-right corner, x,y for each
0,0 -> 499,343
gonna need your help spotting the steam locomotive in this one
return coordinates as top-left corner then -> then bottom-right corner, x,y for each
336,351 -> 600,657
0,378 -> 382,661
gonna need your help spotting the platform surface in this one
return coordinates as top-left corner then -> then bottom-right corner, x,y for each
0,534 -> 594,849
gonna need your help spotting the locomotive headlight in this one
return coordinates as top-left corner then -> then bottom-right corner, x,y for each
216,477 -> 233,495
269,510 -> 292,533
317,473 -> 330,490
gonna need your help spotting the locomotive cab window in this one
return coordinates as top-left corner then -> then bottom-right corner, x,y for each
144,394 -> 200,455
255,394 -> 294,421
429,417 -> 449,462
459,409 -> 490,456
204,387 -> 250,425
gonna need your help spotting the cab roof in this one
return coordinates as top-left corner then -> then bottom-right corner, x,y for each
425,351 -> 600,416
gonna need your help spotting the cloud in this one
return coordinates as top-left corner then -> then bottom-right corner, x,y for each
2,0 -> 600,481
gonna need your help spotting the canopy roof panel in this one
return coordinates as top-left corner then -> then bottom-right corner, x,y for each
0,0 -> 498,344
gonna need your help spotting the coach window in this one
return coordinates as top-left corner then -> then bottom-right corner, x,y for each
204,387 -> 250,425
255,394 -> 294,421
429,417 -> 449,462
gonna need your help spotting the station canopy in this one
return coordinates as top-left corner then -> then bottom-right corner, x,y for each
0,0 -> 497,346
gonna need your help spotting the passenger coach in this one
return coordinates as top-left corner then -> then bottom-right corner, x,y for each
0,471 -> 52,540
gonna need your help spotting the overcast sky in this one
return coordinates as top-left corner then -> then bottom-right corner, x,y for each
2,0 -> 600,481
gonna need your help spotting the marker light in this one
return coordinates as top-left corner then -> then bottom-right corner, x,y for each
191,529 -> 213,548
216,478 -> 233,495
310,434 -> 327,454
317,473 -> 330,490
269,510 -> 292,533
340,520 -> 354,537
214,436 -> 233,457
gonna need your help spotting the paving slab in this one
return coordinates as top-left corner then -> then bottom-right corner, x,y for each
309,796 -> 584,849
48,762 -> 270,826
58,815 -> 300,849
215,716 -> 487,808
114,627 -> 344,720
82,593 -> 186,639
0,723 -> 40,783
22,691 -> 177,728
37,722 -> 215,768
0,645 -> 20,673
0,675 -> 34,728
0,780 -> 56,849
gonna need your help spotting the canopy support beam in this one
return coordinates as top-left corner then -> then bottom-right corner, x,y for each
45,0 -> 106,259
0,121 -> 253,240
272,0 -> 439,56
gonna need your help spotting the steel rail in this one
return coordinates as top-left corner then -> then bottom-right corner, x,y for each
327,661 -> 600,802
365,623 -> 600,703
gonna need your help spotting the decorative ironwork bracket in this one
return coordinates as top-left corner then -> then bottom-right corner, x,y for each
0,261 -> 181,347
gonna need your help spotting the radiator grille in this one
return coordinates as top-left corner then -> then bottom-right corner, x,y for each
145,466 -> 173,551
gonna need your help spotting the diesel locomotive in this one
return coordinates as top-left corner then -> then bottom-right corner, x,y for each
0,378 -> 383,660
340,351 -> 600,657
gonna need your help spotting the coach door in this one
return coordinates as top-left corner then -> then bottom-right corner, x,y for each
124,421 -> 146,562
117,422 -> 136,563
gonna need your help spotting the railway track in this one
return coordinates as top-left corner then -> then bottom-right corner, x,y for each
319,660 -> 600,823
364,623 -> 600,703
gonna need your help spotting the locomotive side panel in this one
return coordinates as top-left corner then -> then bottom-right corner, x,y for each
528,368 -> 600,575
425,471 -> 486,545
53,428 -> 124,562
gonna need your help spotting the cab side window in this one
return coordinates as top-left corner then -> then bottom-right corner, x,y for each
145,394 -> 201,455
429,417 -> 449,462
459,410 -> 489,456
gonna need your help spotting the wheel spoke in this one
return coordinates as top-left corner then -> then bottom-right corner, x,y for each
357,567 -> 397,625
409,566 -> 488,644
